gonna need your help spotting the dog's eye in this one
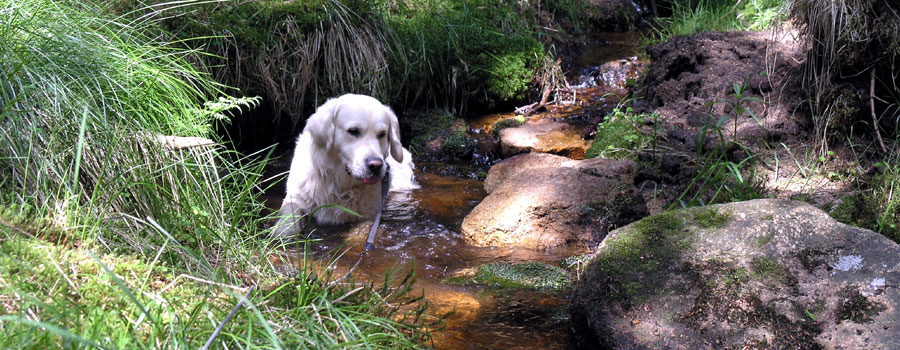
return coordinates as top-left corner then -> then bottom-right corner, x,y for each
377,131 -> 387,139
347,128 -> 359,137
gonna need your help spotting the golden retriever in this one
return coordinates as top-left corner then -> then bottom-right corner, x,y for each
273,94 -> 417,237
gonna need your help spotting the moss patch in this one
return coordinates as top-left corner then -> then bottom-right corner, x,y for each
406,109 -> 472,157
837,286 -> 886,324
591,211 -> 689,301
750,257 -> 794,286
444,262 -> 570,290
828,193 -> 882,232
491,115 -> 526,134
691,207 -> 732,229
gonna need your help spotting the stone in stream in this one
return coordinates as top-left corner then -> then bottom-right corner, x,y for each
461,153 -> 649,249
570,199 -> 900,349
498,118 -> 591,159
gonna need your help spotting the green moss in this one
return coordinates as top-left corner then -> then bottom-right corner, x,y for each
837,286 -> 886,324
828,193 -> 881,231
760,214 -> 774,221
491,115 -> 526,134
750,257 -> 793,285
592,211 -> 689,300
445,262 -> 570,290
406,109 -> 474,158
586,108 -> 654,159
756,234 -> 773,247
691,207 -> 732,228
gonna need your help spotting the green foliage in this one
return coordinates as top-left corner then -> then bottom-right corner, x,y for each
647,0 -> 786,44
382,0 -> 552,109
0,0 -> 428,348
139,0 -> 566,125
673,80 -> 765,208
829,161 -> 900,244
585,107 -> 656,159
148,0 -> 392,131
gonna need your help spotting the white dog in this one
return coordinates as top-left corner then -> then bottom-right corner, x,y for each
273,94 -> 417,237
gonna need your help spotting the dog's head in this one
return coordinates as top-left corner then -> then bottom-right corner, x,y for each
304,94 -> 403,185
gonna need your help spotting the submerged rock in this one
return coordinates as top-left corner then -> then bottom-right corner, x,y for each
570,199 -> 900,349
498,118 -> 591,159
461,153 -> 648,249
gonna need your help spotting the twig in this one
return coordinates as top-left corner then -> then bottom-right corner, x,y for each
514,82 -> 554,116
871,69 -> 887,153
201,285 -> 255,350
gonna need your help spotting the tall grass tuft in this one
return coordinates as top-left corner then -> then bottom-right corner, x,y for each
647,0 -> 785,45
789,0 -> 900,153
0,0 -> 428,348
152,0 -> 396,132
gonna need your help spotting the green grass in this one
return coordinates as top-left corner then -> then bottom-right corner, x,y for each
135,0 -> 571,130
0,0 -> 429,348
647,0 -> 786,45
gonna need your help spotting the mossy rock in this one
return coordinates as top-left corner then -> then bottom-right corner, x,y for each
444,262 -> 571,291
571,199 -> 900,349
405,109 -> 476,160
491,115 -> 526,135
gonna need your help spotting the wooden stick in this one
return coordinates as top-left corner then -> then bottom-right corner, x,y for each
201,285 -> 255,350
871,68 -> 887,153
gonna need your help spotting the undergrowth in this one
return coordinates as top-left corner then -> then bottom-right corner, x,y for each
136,0 -> 573,134
646,0 -> 785,45
585,106 -> 657,160
0,0 -> 429,348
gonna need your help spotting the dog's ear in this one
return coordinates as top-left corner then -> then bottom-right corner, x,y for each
386,107 -> 403,163
305,98 -> 338,150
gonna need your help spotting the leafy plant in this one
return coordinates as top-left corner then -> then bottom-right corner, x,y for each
585,106 -> 657,159
672,80 -> 765,208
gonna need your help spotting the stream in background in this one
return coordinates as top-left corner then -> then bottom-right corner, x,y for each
266,32 -> 645,349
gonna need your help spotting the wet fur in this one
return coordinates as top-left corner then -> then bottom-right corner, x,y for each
273,94 -> 417,237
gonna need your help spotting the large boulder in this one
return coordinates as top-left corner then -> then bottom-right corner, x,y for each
461,153 -> 648,249
571,199 -> 900,349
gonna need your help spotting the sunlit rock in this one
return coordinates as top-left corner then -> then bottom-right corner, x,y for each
461,153 -> 648,249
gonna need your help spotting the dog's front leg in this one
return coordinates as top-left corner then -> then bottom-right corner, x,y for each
272,196 -> 306,238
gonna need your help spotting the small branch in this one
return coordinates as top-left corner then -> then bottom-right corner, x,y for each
871,69 -> 887,153
201,285 -> 255,350
515,83 -> 554,116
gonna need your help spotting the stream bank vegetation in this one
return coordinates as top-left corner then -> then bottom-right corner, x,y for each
132,0 -> 609,150
0,0 -> 429,348
587,0 -> 900,245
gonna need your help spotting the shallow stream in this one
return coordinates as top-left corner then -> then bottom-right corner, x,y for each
268,32 -> 645,349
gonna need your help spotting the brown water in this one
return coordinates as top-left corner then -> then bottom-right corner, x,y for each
274,171 -> 583,349
268,33 -> 645,350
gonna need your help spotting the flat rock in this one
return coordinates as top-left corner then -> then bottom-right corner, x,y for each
570,199 -> 900,349
498,118 -> 591,159
461,153 -> 648,249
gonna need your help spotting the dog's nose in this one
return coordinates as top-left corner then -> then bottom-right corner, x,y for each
365,157 -> 383,174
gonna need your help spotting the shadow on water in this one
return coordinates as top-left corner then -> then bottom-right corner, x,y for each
262,32 -> 646,350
